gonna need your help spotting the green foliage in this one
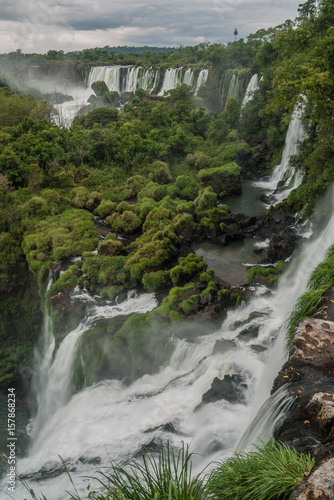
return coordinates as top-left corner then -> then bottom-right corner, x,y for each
194,186 -> 217,211
142,270 -> 166,292
170,253 -> 206,285
47,268 -> 79,298
287,244 -> 334,348
22,208 -> 99,280
245,262 -> 285,285
198,163 -> 241,195
206,440 -> 315,500
84,441 -> 205,500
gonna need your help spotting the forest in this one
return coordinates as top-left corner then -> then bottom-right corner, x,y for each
1,0 -> 334,498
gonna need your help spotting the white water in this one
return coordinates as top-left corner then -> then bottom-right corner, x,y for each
242,74 -> 259,108
255,103 -> 306,203
158,68 -> 184,95
194,69 -> 209,95
3,186 -> 333,499
225,73 -> 240,105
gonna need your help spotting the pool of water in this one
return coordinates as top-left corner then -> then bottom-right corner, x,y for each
194,238 -> 265,286
223,180 -> 267,216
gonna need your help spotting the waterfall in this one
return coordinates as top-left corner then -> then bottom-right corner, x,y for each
255,103 -> 306,203
183,68 -> 195,87
31,288 -> 158,435
194,69 -> 209,95
86,65 -> 122,93
242,74 -> 259,108
225,74 -> 240,103
158,68 -> 184,95
6,186 -> 334,499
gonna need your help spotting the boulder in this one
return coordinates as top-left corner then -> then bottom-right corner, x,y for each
289,458 -> 334,499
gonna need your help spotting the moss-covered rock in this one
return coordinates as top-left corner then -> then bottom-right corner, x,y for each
198,162 -> 242,197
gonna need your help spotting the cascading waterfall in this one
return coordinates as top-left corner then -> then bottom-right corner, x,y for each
225,73 -> 240,104
183,68 -> 195,87
53,66 -> 209,126
255,102 -> 306,203
194,68 -> 209,95
158,68 -> 184,95
242,74 -> 259,108
5,187 -> 334,499
86,65 -> 123,93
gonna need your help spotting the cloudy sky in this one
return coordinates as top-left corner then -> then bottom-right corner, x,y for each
0,0 -> 302,54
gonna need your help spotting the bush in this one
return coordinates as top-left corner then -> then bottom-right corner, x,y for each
85,441 -> 205,500
142,270 -> 166,292
206,440 -> 315,500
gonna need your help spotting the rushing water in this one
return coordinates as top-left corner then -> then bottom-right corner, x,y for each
242,74 -> 259,108
254,103 -> 306,203
2,186 -> 333,499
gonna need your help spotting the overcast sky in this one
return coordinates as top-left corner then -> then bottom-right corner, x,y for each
0,0 -> 302,54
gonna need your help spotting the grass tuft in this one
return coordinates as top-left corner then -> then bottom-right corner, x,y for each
206,440 -> 315,500
82,441 -> 206,500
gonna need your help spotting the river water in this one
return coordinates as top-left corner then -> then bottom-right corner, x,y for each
1,89 -> 327,499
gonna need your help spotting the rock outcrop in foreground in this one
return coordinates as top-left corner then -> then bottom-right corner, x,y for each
272,286 -> 334,498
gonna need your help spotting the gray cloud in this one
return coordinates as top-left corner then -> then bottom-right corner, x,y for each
0,0 -> 302,53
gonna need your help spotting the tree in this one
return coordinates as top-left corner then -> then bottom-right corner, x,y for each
298,0 -> 317,20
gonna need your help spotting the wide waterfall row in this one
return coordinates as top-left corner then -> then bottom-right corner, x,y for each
86,65 -> 209,96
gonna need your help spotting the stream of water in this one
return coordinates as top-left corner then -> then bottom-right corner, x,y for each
1,184 -> 332,499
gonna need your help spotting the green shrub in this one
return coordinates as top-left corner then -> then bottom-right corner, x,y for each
85,441 -> 205,500
287,289 -> 324,349
94,200 -> 117,217
47,268 -> 79,298
287,245 -> 334,348
98,239 -> 123,256
170,254 -> 206,285
142,270 -> 166,292
151,160 -> 172,184
194,186 -> 217,211
206,440 -> 315,500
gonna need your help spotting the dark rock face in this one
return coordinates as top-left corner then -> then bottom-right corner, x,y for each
201,374 -> 248,405
272,314 -> 334,496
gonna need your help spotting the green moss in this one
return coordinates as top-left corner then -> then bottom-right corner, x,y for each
245,263 -> 284,285
170,253 -> 206,285
22,208 -> 99,281
100,285 -> 125,300
194,186 -> 217,211
47,268 -> 79,298
94,200 -> 117,217
142,270 -> 166,292
98,239 -> 123,256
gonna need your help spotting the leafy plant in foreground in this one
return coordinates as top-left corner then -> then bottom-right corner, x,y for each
80,442 -> 206,500
206,440 -> 315,500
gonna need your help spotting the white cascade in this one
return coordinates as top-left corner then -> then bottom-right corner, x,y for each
158,68 -> 184,95
86,65 -> 122,93
242,74 -> 259,108
183,68 -> 195,87
195,69 -> 209,95
7,186 -> 334,499
32,289 -> 157,435
225,73 -> 240,104
255,103 -> 306,203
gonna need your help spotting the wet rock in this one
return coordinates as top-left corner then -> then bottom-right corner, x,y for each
289,458 -> 334,499
212,339 -> 237,355
238,324 -> 260,341
250,344 -> 267,353
51,261 -> 61,282
201,374 -> 247,404
306,392 -> 334,430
